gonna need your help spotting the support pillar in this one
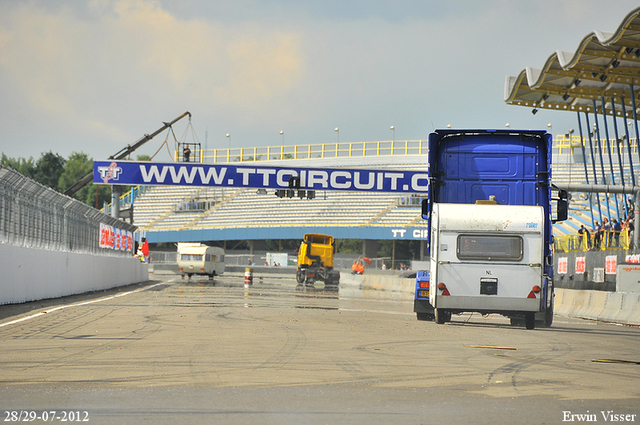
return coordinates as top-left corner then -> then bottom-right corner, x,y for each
620,98 -> 636,187
592,99 -> 612,222
362,240 -> 379,258
630,84 -> 640,168
600,96 -> 621,220
577,112 -> 594,228
585,113 -> 603,224
635,192 -> 640,251
611,97 -> 630,217
111,185 -> 121,220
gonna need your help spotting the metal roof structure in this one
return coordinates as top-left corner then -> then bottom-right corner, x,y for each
504,6 -> 640,119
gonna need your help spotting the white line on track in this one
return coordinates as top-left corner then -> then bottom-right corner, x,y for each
0,281 -> 173,329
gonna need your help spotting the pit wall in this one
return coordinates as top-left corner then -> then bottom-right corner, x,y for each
553,289 -> 640,325
340,273 -> 640,326
0,243 -> 149,305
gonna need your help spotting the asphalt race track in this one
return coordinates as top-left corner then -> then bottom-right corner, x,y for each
1,273 -> 639,424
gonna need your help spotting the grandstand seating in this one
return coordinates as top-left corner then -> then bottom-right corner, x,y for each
132,186 -> 202,228
131,177 -> 426,232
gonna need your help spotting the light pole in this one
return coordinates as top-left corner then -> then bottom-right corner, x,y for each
335,127 -> 339,144
390,126 -> 395,141
568,128 -> 575,167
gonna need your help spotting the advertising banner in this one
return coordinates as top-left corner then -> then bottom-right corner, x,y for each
99,223 -> 133,251
94,160 -> 430,194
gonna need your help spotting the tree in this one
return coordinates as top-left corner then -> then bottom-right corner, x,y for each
58,151 -> 111,208
335,239 -> 362,254
32,151 -> 66,190
263,239 -> 299,252
58,152 -> 92,193
1,153 -> 36,178
378,240 -> 421,265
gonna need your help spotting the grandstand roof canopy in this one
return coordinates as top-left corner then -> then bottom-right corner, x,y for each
504,6 -> 640,119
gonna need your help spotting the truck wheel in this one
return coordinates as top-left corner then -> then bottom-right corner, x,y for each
510,317 -> 524,326
325,279 -> 338,288
434,308 -> 449,324
296,269 -> 305,284
417,312 -> 433,321
525,313 -> 535,330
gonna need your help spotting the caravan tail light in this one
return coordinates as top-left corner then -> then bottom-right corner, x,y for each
201,268 -> 205,273
527,285 -> 541,299
438,283 -> 450,296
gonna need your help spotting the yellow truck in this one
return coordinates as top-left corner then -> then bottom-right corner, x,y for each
296,234 -> 341,287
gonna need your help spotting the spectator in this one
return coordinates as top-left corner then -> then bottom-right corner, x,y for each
351,258 -> 365,275
578,225 -> 591,250
593,221 -> 602,250
602,218 -> 612,247
183,144 -> 191,162
612,218 -> 622,247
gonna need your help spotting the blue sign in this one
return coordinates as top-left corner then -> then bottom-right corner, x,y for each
94,161 -> 429,194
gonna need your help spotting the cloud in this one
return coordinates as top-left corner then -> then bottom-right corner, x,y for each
1,0 -> 639,159
0,0 -> 303,156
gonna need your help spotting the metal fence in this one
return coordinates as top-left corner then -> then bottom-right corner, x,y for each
0,165 -> 137,256
554,230 -> 631,253
149,250 -> 415,271
202,140 -> 427,163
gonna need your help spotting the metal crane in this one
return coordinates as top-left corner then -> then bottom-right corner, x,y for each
63,111 -> 192,197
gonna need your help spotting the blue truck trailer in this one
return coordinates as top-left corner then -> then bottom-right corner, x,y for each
414,129 -> 567,329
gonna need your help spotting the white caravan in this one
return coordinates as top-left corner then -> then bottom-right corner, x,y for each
429,203 -> 549,329
177,243 -> 225,279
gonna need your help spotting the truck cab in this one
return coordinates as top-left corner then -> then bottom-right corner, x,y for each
296,233 -> 340,287
415,129 -> 567,329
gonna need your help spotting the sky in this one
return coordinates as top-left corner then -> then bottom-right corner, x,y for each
1,0 -> 639,162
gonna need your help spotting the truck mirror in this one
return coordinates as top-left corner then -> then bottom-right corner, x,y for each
556,199 -> 568,221
558,189 -> 568,200
421,199 -> 429,219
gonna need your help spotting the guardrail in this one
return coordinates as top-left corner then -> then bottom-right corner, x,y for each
554,230 -> 631,253
0,165 -> 137,256
554,134 -> 638,155
203,140 -> 427,163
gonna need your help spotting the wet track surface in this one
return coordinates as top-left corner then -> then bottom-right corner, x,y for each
1,273 -> 639,424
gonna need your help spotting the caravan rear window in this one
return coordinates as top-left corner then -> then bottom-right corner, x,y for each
456,234 -> 523,261
181,254 -> 203,262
